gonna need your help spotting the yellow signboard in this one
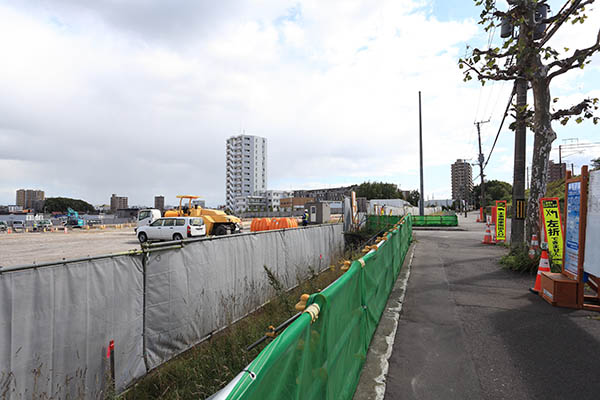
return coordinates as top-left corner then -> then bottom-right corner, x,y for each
540,197 -> 564,265
496,200 -> 506,241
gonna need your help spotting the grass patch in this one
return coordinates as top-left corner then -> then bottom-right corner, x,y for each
500,245 -> 562,274
122,249 -> 360,400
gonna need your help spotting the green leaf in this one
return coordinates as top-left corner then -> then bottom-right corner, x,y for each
576,117 -> 583,124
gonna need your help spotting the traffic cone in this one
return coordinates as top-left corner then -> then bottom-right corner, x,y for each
482,224 -> 494,245
528,234 -> 539,259
530,249 -> 551,294
64,227 -> 68,234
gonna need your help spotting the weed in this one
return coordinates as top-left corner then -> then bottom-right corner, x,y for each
124,263 -> 345,399
500,245 -> 539,274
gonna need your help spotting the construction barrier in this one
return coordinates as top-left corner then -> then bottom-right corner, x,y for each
210,216 -> 413,400
366,214 -> 456,231
0,224 -> 343,398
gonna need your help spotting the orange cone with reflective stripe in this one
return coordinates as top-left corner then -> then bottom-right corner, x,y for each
530,249 -> 551,294
528,234 -> 539,259
482,224 -> 494,245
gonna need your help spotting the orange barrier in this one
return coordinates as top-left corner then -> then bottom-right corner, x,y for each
530,249 -> 551,294
250,217 -> 299,232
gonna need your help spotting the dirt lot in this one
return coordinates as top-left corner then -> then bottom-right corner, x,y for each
0,227 -> 141,267
0,220 -> 256,268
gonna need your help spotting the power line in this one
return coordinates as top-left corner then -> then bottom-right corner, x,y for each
483,83 -> 517,170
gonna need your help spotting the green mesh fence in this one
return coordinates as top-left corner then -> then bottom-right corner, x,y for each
366,214 -> 457,231
220,215 -> 413,400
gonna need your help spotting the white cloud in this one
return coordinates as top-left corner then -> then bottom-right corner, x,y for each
6,1 -> 596,205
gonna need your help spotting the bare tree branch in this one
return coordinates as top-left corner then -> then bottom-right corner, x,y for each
548,29 -> 600,80
461,61 -> 520,82
551,98 -> 594,120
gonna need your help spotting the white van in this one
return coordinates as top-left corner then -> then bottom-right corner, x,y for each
12,220 -> 25,231
136,209 -> 162,232
136,217 -> 206,243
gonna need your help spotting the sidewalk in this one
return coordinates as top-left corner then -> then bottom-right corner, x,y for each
356,213 -> 600,400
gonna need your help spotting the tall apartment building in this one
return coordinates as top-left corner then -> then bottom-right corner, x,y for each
154,196 -> 165,211
15,189 -> 45,209
226,134 -> 267,211
110,194 -> 128,212
451,159 -> 473,203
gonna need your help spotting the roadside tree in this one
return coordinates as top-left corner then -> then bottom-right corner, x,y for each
459,0 -> 600,241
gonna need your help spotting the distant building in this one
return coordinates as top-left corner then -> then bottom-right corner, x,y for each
95,204 -> 111,213
234,195 -> 267,212
293,185 -> 357,202
280,197 -> 315,212
15,189 -> 45,210
547,160 -> 566,182
154,196 -> 165,211
451,160 -> 473,203
110,194 -> 128,212
226,134 -> 267,211
192,199 -> 206,208
256,190 -> 294,211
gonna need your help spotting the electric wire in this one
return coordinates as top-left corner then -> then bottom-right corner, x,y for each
483,82 -> 517,171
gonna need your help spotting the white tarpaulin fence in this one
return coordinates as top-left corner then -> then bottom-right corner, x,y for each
0,224 -> 344,398
584,170 -> 600,276
0,255 -> 145,398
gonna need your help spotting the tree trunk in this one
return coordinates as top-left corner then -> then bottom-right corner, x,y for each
526,58 -> 556,243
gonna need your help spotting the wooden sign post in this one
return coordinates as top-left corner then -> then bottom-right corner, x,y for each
539,166 -> 599,311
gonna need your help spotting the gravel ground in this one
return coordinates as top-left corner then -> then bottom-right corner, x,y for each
0,227 -> 141,267
0,220 -> 256,268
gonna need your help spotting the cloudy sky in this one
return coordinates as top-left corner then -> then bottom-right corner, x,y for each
0,0 -> 598,208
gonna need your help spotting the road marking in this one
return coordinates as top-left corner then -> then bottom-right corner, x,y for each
374,244 -> 416,400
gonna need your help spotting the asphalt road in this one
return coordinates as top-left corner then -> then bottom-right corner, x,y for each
383,214 -> 600,400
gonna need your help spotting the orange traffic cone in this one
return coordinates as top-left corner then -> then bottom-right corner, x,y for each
528,234 -> 539,259
530,249 -> 551,294
482,224 -> 494,245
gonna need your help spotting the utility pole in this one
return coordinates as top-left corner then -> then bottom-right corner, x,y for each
419,91 -> 424,217
475,120 -> 489,220
510,4 -> 531,249
511,76 -> 527,248
559,144 -> 562,164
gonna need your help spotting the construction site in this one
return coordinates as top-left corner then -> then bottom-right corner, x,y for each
2,0 -> 600,399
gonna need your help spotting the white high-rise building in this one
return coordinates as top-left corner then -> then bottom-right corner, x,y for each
226,134 -> 267,211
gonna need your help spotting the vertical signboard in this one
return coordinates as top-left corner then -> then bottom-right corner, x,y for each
540,198 -> 564,265
565,182 -> 581,277
584,170 -> 600,276
495,200 -> 506,242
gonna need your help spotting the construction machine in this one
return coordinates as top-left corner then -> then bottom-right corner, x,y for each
65,207 -> 85,228
164,195 -> 242,235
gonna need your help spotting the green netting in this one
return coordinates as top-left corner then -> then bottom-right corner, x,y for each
366,214 -> 457,230
222,215 -> 413,400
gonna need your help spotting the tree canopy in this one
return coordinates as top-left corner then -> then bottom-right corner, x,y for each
459,0 -> 599,243
356,182 -> 404,200
472,180 -> 512,208
44,197 -> 95,213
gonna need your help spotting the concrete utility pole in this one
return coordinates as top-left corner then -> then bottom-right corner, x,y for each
419,91 -> 424,217
511,75 -> 527,248
510,5 -> 531,248
475,120 -> 489,220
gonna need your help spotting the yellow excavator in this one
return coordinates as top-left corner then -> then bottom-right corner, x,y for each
164,195 -> 242,235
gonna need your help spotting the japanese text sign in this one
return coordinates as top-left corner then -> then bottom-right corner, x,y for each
540,197 -> 564,265
496,200 -> 506,241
